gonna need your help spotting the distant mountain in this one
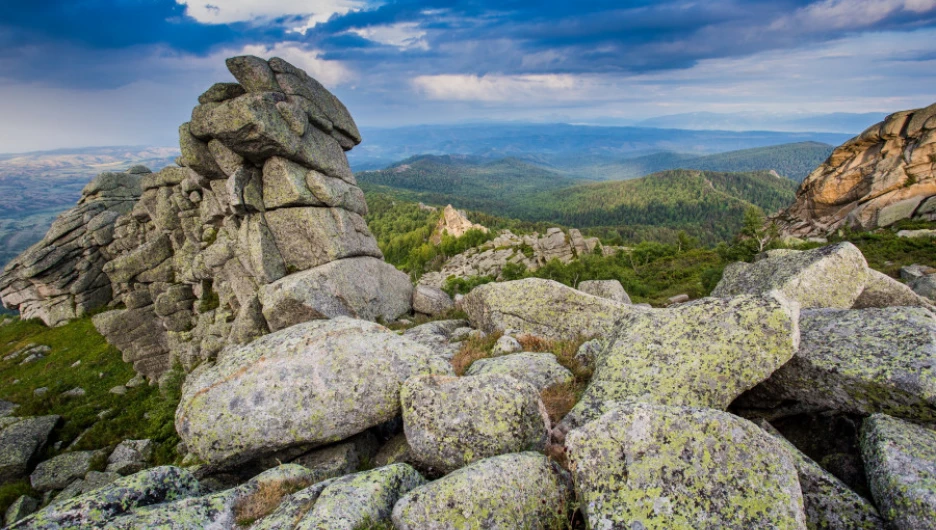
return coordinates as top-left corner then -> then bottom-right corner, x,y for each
349,123 -> 852,171
635,111 -> 885,134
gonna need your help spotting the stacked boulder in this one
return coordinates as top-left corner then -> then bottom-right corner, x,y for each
1,56 -> 413,379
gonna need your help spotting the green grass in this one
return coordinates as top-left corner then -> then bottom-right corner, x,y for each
0,317 -> 182,514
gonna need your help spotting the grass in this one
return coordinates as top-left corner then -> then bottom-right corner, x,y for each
353,517 -> 395,530
0,317 -> 182,514
450,331 -> 503,376
516,336 -> 593,425
0,480 -> 37,517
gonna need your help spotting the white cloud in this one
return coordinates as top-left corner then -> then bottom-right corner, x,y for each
236,43 -> 354,86
349,22 -> 429,50
412,73 -> 590,102
175,0 -> 364,29
771,0 -> 936,31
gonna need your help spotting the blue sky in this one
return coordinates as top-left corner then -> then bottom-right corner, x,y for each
0,0 -> 934,151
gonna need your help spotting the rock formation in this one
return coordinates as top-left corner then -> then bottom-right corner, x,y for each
0,56 -> 412,379
428,204 -> 488,245
775,102 -> 936,237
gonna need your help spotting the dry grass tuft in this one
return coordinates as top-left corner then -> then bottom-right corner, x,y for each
541,381 -> 581,425
450,331 -> 502,375
234,477 -> 311,527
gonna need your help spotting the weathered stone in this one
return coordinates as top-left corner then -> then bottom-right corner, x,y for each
400,373 -> 549,474
261,156 -> 366,214
911,274 -> 936,303
465,352 -> 573,392
565,402 -> 807,529
248,479 -> 335,530
853,269 -> 934,309
860,414 -> 936,530
564,294 -> 799,429
578,279 -> 631,303
106,439 -> 154,475
103,233 -> 173,284
374,433 -> 412,467
751,307 -> 936,423
574,338 -> 603,370
177,318 -> 452,467
491,334 -> 521,356
392,452 -> 573,530
293,464 -> 425,530
5,496 -> 39,526
259,256 -> 413,330
291,431 -> 379,482
412,284 -> 454,316
198,82 -> 246,104
0,416 -> 59,483
713,242 -> 870,309
179,122 -> 226,179
463,278 -> 636,340
30,450 -> 107,492
264,206 -> 380,271
225,56 -> 281,93
898,229 -> 936,238
878,196 -> 925,227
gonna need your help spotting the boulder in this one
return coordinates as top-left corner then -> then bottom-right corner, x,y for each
177,317 -> 452,467
853,269 -> 934,309
491,335 -> 522,356
465,352 -> 573,392
106,439 -> 154,475
756,419 -> 885,530
901,264 -> 936,281
30,450 -> 107,492
400,373 -> 549,474
750,307 -> 936,423
712,242 -> 869,309
565,402 -> 806,529
563,294 -> 799,429
291,431 -> 379,482
292,464 -> 425,529
573,338 -> 603,370
860,414 -> 936,530
261,156 -> 366,214
462,278 -> 636,340
911,274 -> 936,303
412,284 -> 454,316
259,256 -> 413,331
248,479 -> 335,530
225,56 -> 281,93
577,279 -> 631,303
0,416 -> 59,483
10,466 -> 201,529
264,207 -> 382,271
5,496 -> 39,526
392,452 -> 573,530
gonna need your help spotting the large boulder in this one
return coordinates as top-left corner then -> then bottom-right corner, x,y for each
259,256 -> 413,332
853,269 -> 934,309
176,317 -> 452,467
565,402 -> 806,529
462,278 -> 636,340
400,373 -> 549,474
464,352 -> 573,392
30,450 -> 107,492
712,243 -> 870,309
860,414 -> 936,530
577,279 -> 631,303
749,307 -> 936,423
0,416 -> 59,483
392,452 -> 573,530
412,284 -> 454,316
562,294 -> 799,429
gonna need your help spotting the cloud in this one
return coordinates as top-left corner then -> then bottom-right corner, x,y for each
237,43 -> 354,86
348,22 -> 429,50
412,73 -> 593,102
176,0 -> 366,29
771,0 -> 936,31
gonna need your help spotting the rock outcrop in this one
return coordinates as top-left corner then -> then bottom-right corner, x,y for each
775,102 -> 936,237
428,204 -> 488,245
0,55 -> 412,379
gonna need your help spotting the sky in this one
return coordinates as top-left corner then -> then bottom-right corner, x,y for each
0,0 -> 935,152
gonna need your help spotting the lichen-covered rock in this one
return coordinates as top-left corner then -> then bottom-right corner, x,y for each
5,495 -> 39,526
392,452 -> 573,530
51,471 -> 122,505
574,338 -> 603,370
291,431 -> 379,482
465,352 -> 573,392
248,479 -> 335,530
755,419 -> 885,530
577,279 -> 631,303
412,284 -> 454,316
259,256 -> 413,331
106,439 -> 154,475
563,294 -> 799,429
400,373 -> 549,474
853,269 -> 934,309
565,402 -> 807,529
10,466 -> 201,529
0,415 -> 58,483
490,335 -> 522,356
911,274 -> 936,303
860,414 -> 936,530
177,317 -> 453,467
293,464 -> 425,529
751,307 -> 936,422
712,242 -> 869,309
462,278 -> 637,340
30,450 -> 107,491
402,319 -> 467,352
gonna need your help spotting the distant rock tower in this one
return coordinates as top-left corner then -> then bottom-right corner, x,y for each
0,56 -> 413,378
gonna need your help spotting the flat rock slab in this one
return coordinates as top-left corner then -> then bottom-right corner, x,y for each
392,452 -> 573,530
860,414 -> 936,530
751,307 -> 936,422
563,294 -> 799,429
565,402 -> 806,529
401,373 -> 549,474
177,317 -> 452,467
713,242 -> 869,309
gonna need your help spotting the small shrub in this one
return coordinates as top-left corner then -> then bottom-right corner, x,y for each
450,331 -> 502,375
353,516 -> 395,530
234,477 -> 310,527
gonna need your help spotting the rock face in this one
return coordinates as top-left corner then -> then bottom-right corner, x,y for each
392,452 -> 573,530
775,102 -> 936,237
462,278 -> 636,340
429,205 -> 488,245
712,242 -> 869,309
565,403 -> 807,529
750,307 -> 936,423
563,294 -> 799,428
860,414 -> 936,530
0,416 -> 59,483
1,55 -> 411,379
400,373 -> 549,474
177,317 -> 452,467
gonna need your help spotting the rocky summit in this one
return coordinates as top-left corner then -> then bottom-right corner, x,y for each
3,57 -> 936,530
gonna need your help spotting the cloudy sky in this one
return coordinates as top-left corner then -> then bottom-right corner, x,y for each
0,0 -> 934,152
